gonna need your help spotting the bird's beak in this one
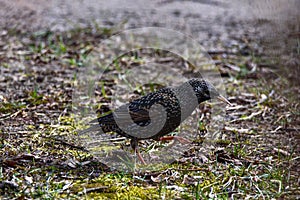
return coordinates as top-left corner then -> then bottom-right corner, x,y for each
217,95 -> 232,106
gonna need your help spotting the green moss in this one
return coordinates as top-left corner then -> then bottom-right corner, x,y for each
0,102 -> 26,113
71,173 -> 174,199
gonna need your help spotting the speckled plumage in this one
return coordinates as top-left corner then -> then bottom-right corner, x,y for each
84,78 -> 228,164
96,78 -> 219,140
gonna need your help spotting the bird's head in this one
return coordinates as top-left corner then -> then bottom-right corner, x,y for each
188,79 -> 232,105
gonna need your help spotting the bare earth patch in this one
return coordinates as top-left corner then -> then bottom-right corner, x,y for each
0,24 -> 299,199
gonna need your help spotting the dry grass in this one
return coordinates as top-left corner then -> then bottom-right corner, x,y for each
0,26 -> 299,199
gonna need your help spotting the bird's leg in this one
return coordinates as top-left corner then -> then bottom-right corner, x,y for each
130,139 -> 146,165
159,136 -> 191,144
136,149 -> 146,165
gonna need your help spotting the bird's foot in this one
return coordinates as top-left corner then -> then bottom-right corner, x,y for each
131,139 -> 147,165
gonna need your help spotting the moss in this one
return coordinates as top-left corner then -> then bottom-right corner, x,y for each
0,102 -> 26,113
71,173 -> 174,199
1,23 -> 297,200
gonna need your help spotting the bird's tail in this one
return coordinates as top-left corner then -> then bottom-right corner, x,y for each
78,113 -> 113,135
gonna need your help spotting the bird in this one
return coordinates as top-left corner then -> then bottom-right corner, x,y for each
81,78 -> 231,164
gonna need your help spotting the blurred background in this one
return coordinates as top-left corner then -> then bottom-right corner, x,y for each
1,0 -> 299,86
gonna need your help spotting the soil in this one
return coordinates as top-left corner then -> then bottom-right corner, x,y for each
0,0 -> 299,199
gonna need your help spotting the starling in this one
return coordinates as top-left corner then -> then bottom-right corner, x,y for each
82,78 -> 231,164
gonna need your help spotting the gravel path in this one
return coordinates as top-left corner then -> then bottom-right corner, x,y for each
1,0 -> 299,53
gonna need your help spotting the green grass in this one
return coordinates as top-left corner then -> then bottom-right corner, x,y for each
1,25 -> 298,200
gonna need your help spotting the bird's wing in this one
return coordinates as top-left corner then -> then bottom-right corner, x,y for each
114,98 -> 170,126
97,89 -> 176,126
113,103 -> 151,126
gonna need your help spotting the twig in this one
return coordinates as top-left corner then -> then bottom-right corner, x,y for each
84,186 -> 109,193
208,50 -> 236,55
0,110 -> 22,121
270,126 -> 282,133
224,126 -> 252,134
226,105 -> 248,111
229,110 -> 262,123
0,113 -> 12,120
270,179 -> 282,193
171,167 -> 209,172
49,137 -> 88,151
273,148 -> 290,156
224,63 -> 241,72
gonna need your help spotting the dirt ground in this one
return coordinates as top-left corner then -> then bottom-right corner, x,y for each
1,0 -> 299,83
0,0 -> 299,199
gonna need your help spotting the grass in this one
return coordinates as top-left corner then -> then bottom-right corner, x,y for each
0,25 -> 299,199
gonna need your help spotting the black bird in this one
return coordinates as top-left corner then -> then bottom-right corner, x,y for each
82,79 -> 231,164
